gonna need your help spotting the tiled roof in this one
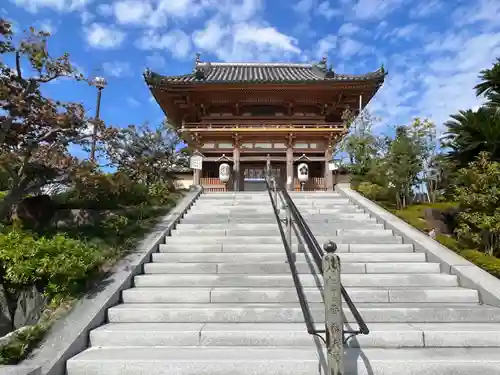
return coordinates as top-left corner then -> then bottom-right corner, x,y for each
144,60 -> 387,86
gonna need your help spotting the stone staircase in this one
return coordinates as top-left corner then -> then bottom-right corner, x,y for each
66,191 -> 500,375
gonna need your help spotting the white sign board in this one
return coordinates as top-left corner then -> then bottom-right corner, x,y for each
328,161 -> 340,171
190,155 -> 203,170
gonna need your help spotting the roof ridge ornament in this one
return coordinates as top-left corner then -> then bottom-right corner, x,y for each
316,56 -> 328,72
312,56 -> 335,79
194,52 -> 211,80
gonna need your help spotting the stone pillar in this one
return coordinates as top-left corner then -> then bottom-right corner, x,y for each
193,149 -> 201,186
193,169 -> 200,186
286,145 -> 294,191
233,145 -> 240,191
325,148 -> 333,191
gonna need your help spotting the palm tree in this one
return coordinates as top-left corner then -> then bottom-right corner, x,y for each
475,57 -> 500,110
442,107 -> 500,168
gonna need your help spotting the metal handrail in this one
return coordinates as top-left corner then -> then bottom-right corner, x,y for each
281,187 -> 370,337
264,178 -> 322,338
266,177 -> 369,338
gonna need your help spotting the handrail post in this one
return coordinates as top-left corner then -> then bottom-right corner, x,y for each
272,178 -> 277,205
323,240 -> 344,375
286,203 -> 292,247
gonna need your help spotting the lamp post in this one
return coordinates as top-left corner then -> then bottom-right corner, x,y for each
90,76 -> 107,163
329,158 -> 341,191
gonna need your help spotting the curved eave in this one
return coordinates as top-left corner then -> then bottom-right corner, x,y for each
143,69 -> 387,89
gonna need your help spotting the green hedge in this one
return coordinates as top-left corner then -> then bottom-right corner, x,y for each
386,204 -> 500,280
459,249 -> 500,279
0,230 -> 105,300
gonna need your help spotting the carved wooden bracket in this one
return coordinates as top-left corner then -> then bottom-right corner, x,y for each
216,154 -> 234,163
294,153 -> 311,162
192,132 -> 203,147
192,150 -> 205,158
324,132 -> 337,149
285,132 -> 296,148
232,133 -> 242,147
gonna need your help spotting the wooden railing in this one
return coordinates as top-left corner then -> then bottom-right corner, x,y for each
201,177 -> 221,185
200,177 -> 327,192
183,122 -> 346,130
201,177 -> 227,192
294,177 -> 326,191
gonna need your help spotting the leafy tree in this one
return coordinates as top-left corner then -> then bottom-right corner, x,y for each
107,121 -> 182,187
385,126 -> 423,209
475,57 -> 500,110
338,109 -> 386,187
442,108 -> 500,167
0,19 -> 105,220
426,153 -> 456,202
453,152 -> 500,256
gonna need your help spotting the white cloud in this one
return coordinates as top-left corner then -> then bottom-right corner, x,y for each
84,23 -> 126,49
339,38 -> 365,58
315,35 -> 337,60
370,29 -> 500,134
107,0 -> 260,28
233,24 -> 300,54
338,22 -> 360,36
226,0 -> 263,22
80,10 -> 94,24
10,0 -> 92,13
146,53 -> 167,69
386,23 -> 422,41
192,19 -> 301,62
193,19 -> 228,51
293,0 -> 313,13
409,0 -> 442,18
453,0 -> 500,26
136,29 -> 192,59
113,0 -> 153,25
36,19 -> 57,34
352,0 -> 406,20
96,3 -> 113,16
317,1 -> 341,19
102,61 -> 131,77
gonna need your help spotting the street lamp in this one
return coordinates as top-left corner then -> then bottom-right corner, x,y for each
90,76 -> 107,163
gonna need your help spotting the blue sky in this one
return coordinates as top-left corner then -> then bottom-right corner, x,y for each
2,0 -> 500,140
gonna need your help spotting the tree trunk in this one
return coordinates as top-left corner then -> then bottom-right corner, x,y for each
0,187 -> 25,223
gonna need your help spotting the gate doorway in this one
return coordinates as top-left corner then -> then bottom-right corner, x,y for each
241,163 -> 285,191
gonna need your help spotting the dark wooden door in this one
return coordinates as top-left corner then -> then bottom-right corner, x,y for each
241,164 -> 285,191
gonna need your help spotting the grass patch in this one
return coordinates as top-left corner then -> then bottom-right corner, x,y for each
379,201 -> 500,280
388,202 -> 458,232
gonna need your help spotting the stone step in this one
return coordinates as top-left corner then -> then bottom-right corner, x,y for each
143,261 -> 440,274
180,215 -> 372,224
107,303 -> 500,323
175,222 -> 385,230
152,252 -> 425,263
133,273 -> 457,288
67,346 -> 321,375
159,243 -> 413,253
194,202 -> 351,208
163,235 -> 403,245
90,322 -> 500,348
192,204 -> 359,211
122,287 -> 479,304
186,210 -> 362,218
169,229 -> 393,237
66,346 -> 500,375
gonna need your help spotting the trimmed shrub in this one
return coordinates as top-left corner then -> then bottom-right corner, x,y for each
459,249 -> 500,279
0,230 -> 104,299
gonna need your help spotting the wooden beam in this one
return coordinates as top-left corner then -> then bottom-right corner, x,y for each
181,128 -> 345,133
